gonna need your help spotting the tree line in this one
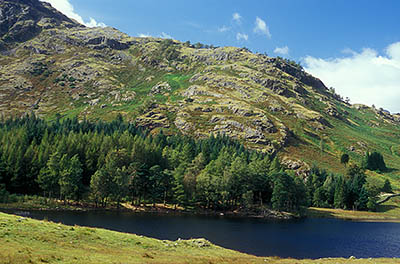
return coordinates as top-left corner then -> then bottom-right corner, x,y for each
0,114 -> 388,212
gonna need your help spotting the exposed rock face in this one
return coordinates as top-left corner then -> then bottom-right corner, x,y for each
326,105 -> 342,119
150,81 -> 171,95
62,27 -> 137,50
213,119 -> 270,145
0,0 -> 80,48
272,58 -> 328,93
281,157 -> 310,176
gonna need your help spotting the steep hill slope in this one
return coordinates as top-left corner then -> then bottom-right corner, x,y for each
1,0 -> 400,186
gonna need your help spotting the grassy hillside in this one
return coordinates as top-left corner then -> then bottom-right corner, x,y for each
0,212 -> 398,264
1,0 -> 400,187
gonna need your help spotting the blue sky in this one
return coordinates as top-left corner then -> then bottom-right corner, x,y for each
43,0 -> 400,112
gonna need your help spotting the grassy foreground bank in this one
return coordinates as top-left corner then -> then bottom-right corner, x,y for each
0,212 -> 398,264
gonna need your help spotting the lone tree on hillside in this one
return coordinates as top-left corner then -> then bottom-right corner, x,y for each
364,152 -> 387,172
340,153 -> 350,167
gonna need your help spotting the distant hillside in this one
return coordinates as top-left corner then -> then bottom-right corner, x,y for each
1,0 -> 400,185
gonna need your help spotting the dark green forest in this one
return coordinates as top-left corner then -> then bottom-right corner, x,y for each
0,114 -> 385,212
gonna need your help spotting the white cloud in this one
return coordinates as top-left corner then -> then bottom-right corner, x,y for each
160,32 -> 173,39
137,32 -> 173,39
232,12 -> 242,24
236,33 -> 248,41
304,42 -> 400,113
85,17 -> 106,28
274,46 -> 289,56
41,0 -> 105,27
253,17 -> 271,38
138,33 -> 152,38
218,25 -> 230,32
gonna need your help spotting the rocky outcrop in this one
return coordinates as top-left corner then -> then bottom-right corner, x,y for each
136,110 -> 170,130
174,112 -> 193,133
0,0 -> 80,48
213,119 -> 270,145
271,58 -> 328,93
149,81 -> 171,95
55,27 -> 137,50
252,116 -> 277,133
281,157 -> 310,176
325,105 -> 342,119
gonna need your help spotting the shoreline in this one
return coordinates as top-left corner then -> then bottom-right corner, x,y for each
0,196 -> 297,220
2,198 -> 400,223
0,201 -> 297,220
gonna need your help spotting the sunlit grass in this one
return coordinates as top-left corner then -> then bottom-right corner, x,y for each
307,197 -> 400,222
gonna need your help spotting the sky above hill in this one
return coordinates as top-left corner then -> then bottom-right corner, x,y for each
41,0 -> 400,112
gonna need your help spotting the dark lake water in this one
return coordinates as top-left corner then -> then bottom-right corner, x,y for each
3,209 -> 400,259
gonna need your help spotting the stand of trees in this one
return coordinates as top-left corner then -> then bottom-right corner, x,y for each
0,114 -> 381,212
306,165 -> 378,211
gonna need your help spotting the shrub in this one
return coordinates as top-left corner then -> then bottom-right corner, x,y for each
7,193 -> 20,203
381,179 -> 393,193
0,185 -> 9,203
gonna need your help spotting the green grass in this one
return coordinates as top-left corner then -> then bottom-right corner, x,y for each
307,197 -> 400,222
0,212 -> 398,264
164,73 -> 192,89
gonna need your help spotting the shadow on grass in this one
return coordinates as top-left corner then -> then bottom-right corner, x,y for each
304,208 -> 337,219
286,131 -> 310,148
384,167 -> 398,173
376,204 -> 398,213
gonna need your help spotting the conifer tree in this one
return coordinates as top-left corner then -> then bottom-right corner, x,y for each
248,156 -> 272,206
271,173 -> 290,211
355,186 -> 369,210
37,151 -> 62,198
270,156 -> 281,174
334,176 -> 346,209
59,154 -> 83,202
382,179 -> 393,193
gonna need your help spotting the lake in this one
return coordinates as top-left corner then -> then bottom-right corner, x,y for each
3,209 -> 400,259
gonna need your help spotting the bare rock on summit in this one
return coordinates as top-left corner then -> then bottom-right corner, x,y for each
0,0 -> 80,48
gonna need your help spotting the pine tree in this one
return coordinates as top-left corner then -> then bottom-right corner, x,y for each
59,154 -> 83,202
172,164 -> 187,207
128,162 -> 150,206
248,156 -> 272,206
334,176 -> 346,209
313,186 -> 327,207
365,152 -> 387,172
382,179 -> 392,193
355,186 -> 369,210
224,156 -> 248,206
183,153 -> 206,202
112,166 -> 129,209
271,173 -> 289,211
270,156 -> 281,174
90,168 -> 112,207
322,175 -> 335,206
37,151 -> 62,198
